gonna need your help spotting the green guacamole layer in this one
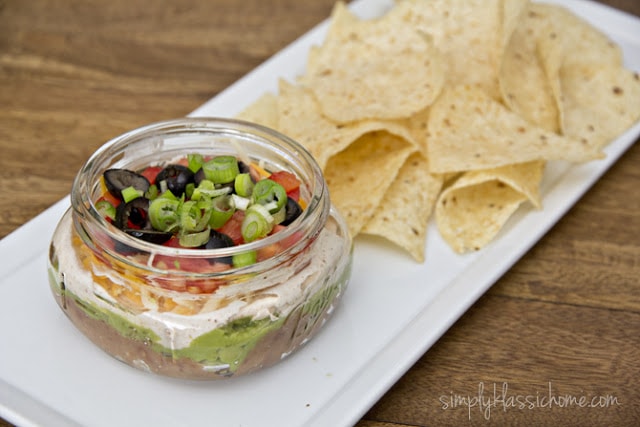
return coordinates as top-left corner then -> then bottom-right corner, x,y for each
48,261 -> 348,374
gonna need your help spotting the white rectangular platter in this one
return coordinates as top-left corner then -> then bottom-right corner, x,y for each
1,0 -> 639,426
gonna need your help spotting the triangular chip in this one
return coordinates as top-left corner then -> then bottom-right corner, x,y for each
276,79 -> 417,169
560,64 -> 640,149
362,152 -> 443,262
500,3 -> 560,132
387,0 -> 506,100
324,131 -> 416,236
233,0 -> 640,264
500,0 -> 530,52
532,3 -> 622,69
404,106 -> 431,155
304,2 -> 445,123
235,92 -> 279,129
435,160 -> 545,253
426,84 -> 602,173
532,3 -> 623,133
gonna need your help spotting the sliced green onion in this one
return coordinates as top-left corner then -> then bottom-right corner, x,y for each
191,179 -> 231,200
234,173 -> 254,197
95,199 -> 116,221
158,189 -> 179,201
121,186 -> 143,203
271,205 -> 286,225
241,204 -> 274,242
149,198 -> 181,232
263,201 -> 279,212
197,179 -> 215,191
192,186 -> 231,200
179,227 -> 211,248
187,153 -> 205,173
209,195 -> 235,229
145,184 -> 159,200
185,182 -> 196,199
180,200 -> 209,232
202,155 -> 239,184
232,250 -> 257,268
231,194 -> 250,211
196,196 -> 212,210
158,179 -> 168,194
252,179 -> 287,213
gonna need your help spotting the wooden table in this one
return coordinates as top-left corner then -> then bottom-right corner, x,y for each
1,1 -> 638,426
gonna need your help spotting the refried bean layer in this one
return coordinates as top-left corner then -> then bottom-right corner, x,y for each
59,287 -> 342,380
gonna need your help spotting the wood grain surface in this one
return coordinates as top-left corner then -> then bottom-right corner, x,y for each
1,1 -> 639,426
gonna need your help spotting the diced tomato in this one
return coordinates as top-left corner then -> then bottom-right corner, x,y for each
97,192 -> 121,209
155,237 -> 232,275
182,260 -> 231,274
140,166 -> 163,185
217,210 -> 245,245
286,187 -> 300,202
95,194 -> 120,225
285,231 -> 305,249
270,224 -> 286,235
258,225 -> 304,259
270,225 -> 304,251
269,171 -> 300,193
162,236 -> 183,248
156,275 -> 227,294
269,170 -> 301,202
153,255 -> 208,272
181,259 -> 210,272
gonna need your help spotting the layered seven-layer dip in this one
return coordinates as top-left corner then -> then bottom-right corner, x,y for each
48,152 -> 351,379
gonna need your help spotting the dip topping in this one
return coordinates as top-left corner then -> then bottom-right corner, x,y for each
96,155 -> 304,267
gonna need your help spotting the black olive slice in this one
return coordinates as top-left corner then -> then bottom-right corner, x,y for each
104,169 -> 150,200
204,230 -> 235,264
238,160 -> 251,175
113,240 -> 139,256
124,229 -> 173,245
114,198 -> 151,230
194,168 -> 206,186
281,197 -> 303,226
155,164 -> 195,197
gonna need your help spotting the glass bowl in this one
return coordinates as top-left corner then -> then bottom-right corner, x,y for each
47,118 -> 352,380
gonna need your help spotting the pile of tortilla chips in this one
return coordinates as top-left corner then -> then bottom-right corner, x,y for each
236,0 -> 640,261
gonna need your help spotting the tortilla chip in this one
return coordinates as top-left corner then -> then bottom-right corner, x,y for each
532,3 -> 623,133
499,3 -> 560,132
303,1 -> 446,123
231,0 -> 640,260
235,92 -> 279,129
403,106 -> 431,155
362,152 -> 443,262
500,0 -> 530,51
435,161 -> 545,253
524,3 -> 640,148
276,79 -> 417,169
533,3 -> 622,69
426,84 -> 602,173
324,131 -> 416,236
387,0 -> 505,100
560,65 -> 640,150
